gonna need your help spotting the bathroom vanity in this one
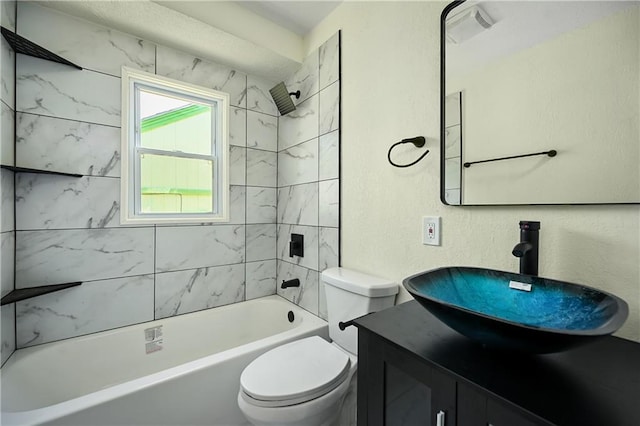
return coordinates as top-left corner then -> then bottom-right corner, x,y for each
354,301 -> 640,426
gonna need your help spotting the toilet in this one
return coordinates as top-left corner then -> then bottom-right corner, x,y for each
237,267 -> 398,426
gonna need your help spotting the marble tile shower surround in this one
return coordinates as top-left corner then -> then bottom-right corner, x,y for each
3,2 -> 340,349
1,36 -> 16,108
0,0 -> 16,366
5,2 -> 286,349
16,113 -> 121,177
276,32 -> 340,319
1,101 -> 15,165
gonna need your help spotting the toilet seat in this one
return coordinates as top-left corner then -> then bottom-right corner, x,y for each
240,336 -> 351,408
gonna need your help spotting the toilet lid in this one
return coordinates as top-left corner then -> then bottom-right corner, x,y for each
240,336 -> 350,406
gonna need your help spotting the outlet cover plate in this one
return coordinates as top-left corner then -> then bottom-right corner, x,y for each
422,216 -> 441,246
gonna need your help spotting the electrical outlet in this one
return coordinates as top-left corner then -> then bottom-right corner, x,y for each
422,216 -> 441,246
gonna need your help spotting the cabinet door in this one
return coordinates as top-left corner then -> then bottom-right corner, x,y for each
458,381 -> 552,426
487,399 -> 549,426
358,331 -> 456,426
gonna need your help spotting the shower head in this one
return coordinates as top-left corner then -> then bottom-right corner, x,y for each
269,82 -> 300,116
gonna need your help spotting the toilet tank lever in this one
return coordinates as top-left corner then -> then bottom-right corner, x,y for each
338,312 -> 376,330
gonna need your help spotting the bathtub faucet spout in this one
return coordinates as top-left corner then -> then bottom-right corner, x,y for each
281,278 -> 301,289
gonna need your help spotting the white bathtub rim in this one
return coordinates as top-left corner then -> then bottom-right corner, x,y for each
2,297 -> 328,426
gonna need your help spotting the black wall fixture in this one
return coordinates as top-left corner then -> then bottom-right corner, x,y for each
1,282 -> 82,306
1,26 -> 82,69
281,278 -> 301,289
289,233 -> 304,257
387,136 -> 430,168
464,150 -> 557,168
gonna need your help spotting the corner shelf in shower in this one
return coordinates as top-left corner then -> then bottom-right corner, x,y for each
1,282 -> 82,306
1,26 -> 82,70
1,165 -> 83,178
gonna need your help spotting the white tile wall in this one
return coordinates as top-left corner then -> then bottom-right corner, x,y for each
278,138 -> 319,187
1,0 -> 16,31
445,124 -> 462,159
278,183 -> 319,226
1,37 -> 15,108
0,0 -> 15,366
277,260 -> 319,315
229,146 -> 247,185
275,32 -> 341,315
1,170 -> 14,232
278,95 -> 319,150
445,157 -> 461,190
319,180 -> 339,227
155,225 -> 245,272
1,101 -> 15,165
319,32 -> 339,90
246,224 -> 277,262
276,224 -> 319,271
247,149 -> 277,187
2,2 -> 278,348
285,49 -> 319,105
318,281 -> 328,321
155,265 -> 245,319
157,46 -> 247,108
319,130 -> 339,181
246,260 -> 276,300
16,175 -> 120,230
16,274 -> 155,347
16,113 -> 121,176
1,231 -> 14,295
5,2 -> 338,348
229,185 -> 246,225
319,227 -> 339,271
1,304 -> 16,365
445,92 -> 461,127
17,1 -> 155,77
229,107 -> 247,147
16,228 -> 155,287
445,188 -> 461,205
319,81 -> 340,135
17,55 -> 121,126
246,187 -> 277,224
247,111 -> 278,151
247,75 -> 278,116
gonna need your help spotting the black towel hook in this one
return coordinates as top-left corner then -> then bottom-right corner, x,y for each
387,136 -> 429,168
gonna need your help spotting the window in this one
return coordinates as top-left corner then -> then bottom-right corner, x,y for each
121,67 -> 229,224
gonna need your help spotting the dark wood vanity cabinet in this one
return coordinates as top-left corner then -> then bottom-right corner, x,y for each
355,301 -> 640,426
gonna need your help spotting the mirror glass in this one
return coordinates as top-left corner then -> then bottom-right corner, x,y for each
441,1 -> 639,205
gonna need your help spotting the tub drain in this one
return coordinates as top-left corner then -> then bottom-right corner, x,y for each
287,311 -> 295,323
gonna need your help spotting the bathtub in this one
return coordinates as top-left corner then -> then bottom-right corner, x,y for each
1,295 -> 328,426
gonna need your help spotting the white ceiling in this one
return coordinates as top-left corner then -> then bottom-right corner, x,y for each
238,1 -> 342,36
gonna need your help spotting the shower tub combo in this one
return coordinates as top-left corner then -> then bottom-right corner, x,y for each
1,296 -> 328,426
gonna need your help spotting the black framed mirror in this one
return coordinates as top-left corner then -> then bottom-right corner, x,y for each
440,1 -> 639,206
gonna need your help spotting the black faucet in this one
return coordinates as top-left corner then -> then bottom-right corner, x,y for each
512,221 -> 540,276
281,278 -> 300,289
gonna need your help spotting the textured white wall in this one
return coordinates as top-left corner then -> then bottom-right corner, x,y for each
305,1 -> 640,341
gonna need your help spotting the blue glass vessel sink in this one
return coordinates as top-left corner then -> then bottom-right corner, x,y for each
403,267 -> 629,354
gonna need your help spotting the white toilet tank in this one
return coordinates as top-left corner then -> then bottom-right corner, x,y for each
321,267 -> 398,355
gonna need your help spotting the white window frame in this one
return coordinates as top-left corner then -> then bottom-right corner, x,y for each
120,67 -> 229,225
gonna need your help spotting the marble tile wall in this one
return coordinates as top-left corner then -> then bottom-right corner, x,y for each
444,92 -> 462,205
6,2 -> 281,348
1,0 -> 16,366
276,32 -> 341,320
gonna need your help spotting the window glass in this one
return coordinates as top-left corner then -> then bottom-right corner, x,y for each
121,67 -> 229,224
